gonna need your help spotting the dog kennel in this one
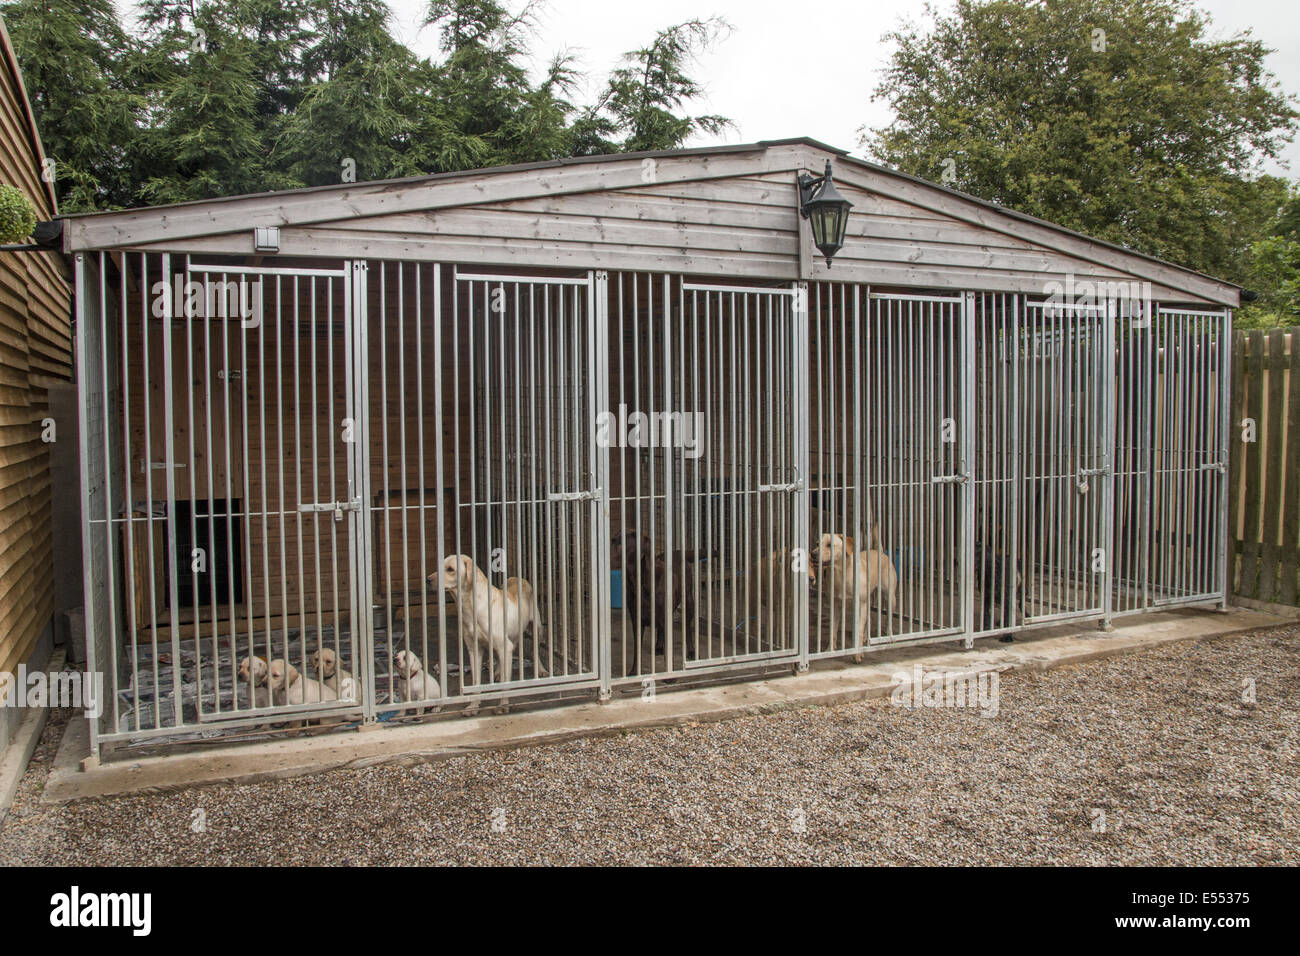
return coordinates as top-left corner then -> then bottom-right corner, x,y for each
66,139 -> 1237,755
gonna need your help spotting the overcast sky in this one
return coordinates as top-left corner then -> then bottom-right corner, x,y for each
386,0 -> 1300,178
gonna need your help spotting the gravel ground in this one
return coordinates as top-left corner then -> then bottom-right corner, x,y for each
2,626 -> 1297,865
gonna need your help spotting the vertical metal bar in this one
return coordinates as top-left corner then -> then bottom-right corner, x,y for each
415,265 -> 429,689
1100,298 -> 1117,625
103,255 -> 121,733
961,292 -> 976,642
1216,309 -> 1232,605
74,254 -> 103,754
593,271 -> 612,697
432,264 -> 448,699
159,254 -> 184,725
274,275 -> 289,697
350,262 -> 374,717
185,263 -> 202,717
255,275 -> 272,673
794,282 -> 811,669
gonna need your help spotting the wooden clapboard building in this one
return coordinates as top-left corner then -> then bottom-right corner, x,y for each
0,17 -> 72,747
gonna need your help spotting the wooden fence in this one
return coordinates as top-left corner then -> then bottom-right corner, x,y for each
1230,328 -> 1300,606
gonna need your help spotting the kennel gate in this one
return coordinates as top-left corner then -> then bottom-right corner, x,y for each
76,254 -> 1231,749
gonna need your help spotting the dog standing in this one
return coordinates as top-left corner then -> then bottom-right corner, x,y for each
975,541 -> 1025,642
817,533 -> 899,642
432,555 -> 544,708
611,531 -> 707,673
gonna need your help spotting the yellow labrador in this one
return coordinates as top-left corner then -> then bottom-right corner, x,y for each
237,655 -> 272,709
308,647 -> 352,695
266,659 -> 338,706
817,533 -> 898,640
394,649 -> 441,713
432,555 -> 545,696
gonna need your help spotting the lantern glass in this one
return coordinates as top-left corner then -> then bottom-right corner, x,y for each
799,160 -> 854,265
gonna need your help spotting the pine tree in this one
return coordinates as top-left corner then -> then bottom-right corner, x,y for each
2,0 -> 142,210
134,2 -> 270,203
600,17 -> 733,153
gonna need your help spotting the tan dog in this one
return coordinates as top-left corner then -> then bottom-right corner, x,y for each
431,555 -> 545,698
237,655 -> 272,709
394,649 -> 441,712
817,533 -> 898,641
267,659 -> 338,706
308,647 -> 352,695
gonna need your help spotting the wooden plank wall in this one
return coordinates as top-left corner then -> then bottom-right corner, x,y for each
0,46 -> 71,679
1231,329 -> 1300,605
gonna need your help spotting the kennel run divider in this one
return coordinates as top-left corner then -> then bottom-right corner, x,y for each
75,252 -> 1231,750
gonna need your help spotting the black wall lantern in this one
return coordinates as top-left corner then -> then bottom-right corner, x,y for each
798,159 -> 853,267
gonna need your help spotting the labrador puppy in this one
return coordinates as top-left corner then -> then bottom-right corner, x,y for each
266,659 -> 338,706
394,649 -> 441,713
308,647 -> 352,695
237,655 -> 272,709
818,533 -> 899,641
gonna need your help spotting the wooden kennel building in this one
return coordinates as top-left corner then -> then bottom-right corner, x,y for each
64,138 -> 1240,754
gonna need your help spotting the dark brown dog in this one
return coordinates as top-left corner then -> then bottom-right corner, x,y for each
611,531 -> 708,672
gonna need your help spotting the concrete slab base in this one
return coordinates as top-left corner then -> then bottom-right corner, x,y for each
42,606 -> 1290,804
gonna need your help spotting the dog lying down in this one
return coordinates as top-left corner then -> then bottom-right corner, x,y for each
267,658 -> 338,706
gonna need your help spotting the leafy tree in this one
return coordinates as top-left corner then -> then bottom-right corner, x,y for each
133,2 -> 270,203
864,0 -> 1299,282
6,0 -> 740,207
2,0 -> 142,210
599,17 -> 733,153
422,0 -> 574,167
1237,185 -> 1300,329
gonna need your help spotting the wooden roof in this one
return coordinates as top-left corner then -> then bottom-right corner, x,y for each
61,137 -> 1239,307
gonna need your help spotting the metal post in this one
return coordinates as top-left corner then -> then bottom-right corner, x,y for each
793,281 -> 811,673
961,291 -> 976,647
592,271 -> 613,701
350,261 -> 376,719
1099,298 -> 1117,630
1217,308 -> 1233,609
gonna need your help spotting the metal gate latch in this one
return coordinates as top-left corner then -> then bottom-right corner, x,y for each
1076,465 -> 1108,493
546,488 -> 601,502
1200,462 -> 1227,474
930,473 -> 969,485
299,498 -> 362,521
